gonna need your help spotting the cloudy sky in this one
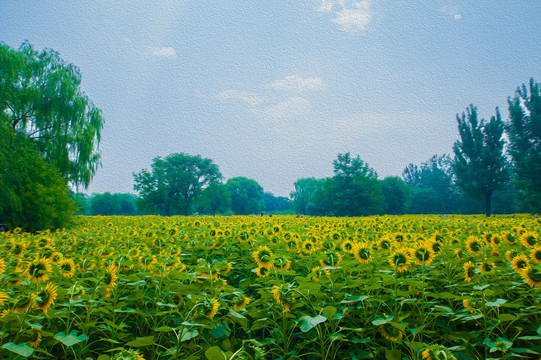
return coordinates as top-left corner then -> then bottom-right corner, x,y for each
2,1 -> 540,197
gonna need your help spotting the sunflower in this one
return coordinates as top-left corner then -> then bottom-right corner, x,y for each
530,246 -> 541,264
378,237 -> 391,250
341,239 -> 355,254
462,298 -> 478,313
58,258 -> 77,278
511,254 -> 530,274
463,261 -> 475,282
13,294 -> 37,313
520,232 -> 538,249
272,256 -> 291,271
252,246 -> 273,268
0,258 -> 4,277
215,262 -> 233,275
413,242 -> 435,266
111,349 -> 145,360
271,284 -> 295,312
378,323 -> 403,342
454,248 -> 465,260
34,282 -> 58,314
505,250 -> 520,262
103,263 -> 119,287
200,297 -> 220,318
320,251 -> 342,267
491,234 -> 502,250
231,295 -> 251,312
50,251 -> 63,263
0,291 -> 8,306
24,256 -> 52,284
255,266 -> 270,277
465,236 -> 483,255
421,346 -> 457,360
388,248 -> 411,273
28,330 -> 42,348
352,243 -> 372,264
520,266 -> 541,288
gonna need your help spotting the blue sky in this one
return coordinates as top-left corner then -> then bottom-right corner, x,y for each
2,0 -> 540,196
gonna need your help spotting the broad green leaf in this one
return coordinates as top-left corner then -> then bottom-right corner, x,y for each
322,306 -> 337,319
181,329 -> 199,342
298,315 -> 327,332
385,349 -> 402,360
2,342 -> 35,358
54,330 -> 89,347
125,336 -> 154,347
498,313 -> 517,322
485,299 -> 507,307
205,346 -> 226,360
372,318 -> 390,326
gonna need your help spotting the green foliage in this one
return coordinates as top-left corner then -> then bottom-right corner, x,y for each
316,153 -> 384,216
263,192 -> 292,214
195,182 -> 231,215
226,177 -> 264,215
133,153 -> 222,216
506,78 -> 541,212
381,177 -> 409,215
0,122 -> 75,230
0,41 -> 104,189
290,177 -> 326,215
91,192 -> 122,215
453,105 -> 509,216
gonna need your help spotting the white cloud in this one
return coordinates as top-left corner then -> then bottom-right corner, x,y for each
270,75 -> 327,92
217,90 -> 265,106
318,0 -> 372,33
150,46 -> 176,58
257,97 -> 312,118
440,5 -> 462,21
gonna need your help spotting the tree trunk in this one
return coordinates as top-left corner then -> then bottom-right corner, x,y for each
484,190 -> 493,217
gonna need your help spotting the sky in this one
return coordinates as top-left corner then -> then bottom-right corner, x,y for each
1,1 -> 540,197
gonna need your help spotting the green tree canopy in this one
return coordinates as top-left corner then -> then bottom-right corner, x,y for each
316,153 -> 383,216
133,153 -> 222,216
0,121 -> 75,230
381,176 -> 410,215
195,182 -> 231,215
0,42 -> 104,189
506,78 -> 541,212
290,177 -> 326,215
452,105 -> 509,216
226,177 -> 264,215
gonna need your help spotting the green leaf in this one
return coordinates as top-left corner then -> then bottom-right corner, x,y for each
125,336 -> 154,347
298,315 -> 327,332
485,298 -> 507,307
372,318 -> 390,326
2,342 -> 35,358
518,335 -> 541,340
498,313 -> 517,322
54,330 -> 89,347
97,356 -> 111,360
205,346 -> 226,360
250,318 -> 268,331
385,349 -> 402,360
473,284 -> 490,290
210,323 -> 231,340
406,341 -> 425,351
322,306 -> 337,319
181,329 -> 199,342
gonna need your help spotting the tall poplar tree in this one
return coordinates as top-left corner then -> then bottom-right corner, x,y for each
506,78 -> 541,212
452,105 -> 508,216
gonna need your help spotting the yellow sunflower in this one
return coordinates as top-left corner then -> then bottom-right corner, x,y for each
378,323 -> 403,342
28,330 -> 42,348
388,248 -> 411,273
352,243 -> 372,264
0,291 -> 8,306
413,242 -> 435,266
255,266 -> 270,277
271,284 -> 295,312
24,256 -> 52,284
103,263 -> 119,287
58,258 -> 77,278
272,256 -> 291,271
421,346 -> 457,360
529,246 -> 541,264
341,239 -> 355,254
520,266 -> 541,288
463,261 -> 475,282
200,297 -> 220,318
252,246 -> 273,268
465,236 -> 483,255
520,232 -> 538,249
231,294 -> 251,312
34,282 -> 58,314
13,294 -> 37,313
511,254 -> 530,274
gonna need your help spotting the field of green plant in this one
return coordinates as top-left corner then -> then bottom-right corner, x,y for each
0,214 -> 540,360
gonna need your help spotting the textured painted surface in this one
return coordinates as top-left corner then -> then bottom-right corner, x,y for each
1,1 -> 540,196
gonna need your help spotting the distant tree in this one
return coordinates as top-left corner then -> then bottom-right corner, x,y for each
90,193 -> 122,215
290,178 -> 326,215
506,78 -> 541,212
316,153 -> 383,216
73,193 -> 90,215
226,177 -> 264,215
0,42 -> 104,189
452,105 -> 509,217
118,193 -> 138,215
403,155 -> 460,214
0,121 -> 75,230
196,182 -> 231,215
381,177 -> 410,215
263,192 -> 292,213
133,153 -> 222,216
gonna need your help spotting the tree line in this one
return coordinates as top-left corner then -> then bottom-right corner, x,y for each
1,41 -> 540,230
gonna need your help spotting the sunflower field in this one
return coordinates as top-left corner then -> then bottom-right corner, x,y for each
0,214 -> 540,360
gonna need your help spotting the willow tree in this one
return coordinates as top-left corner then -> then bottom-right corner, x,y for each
452,105 -> 508,217
0,41 -> 104,189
